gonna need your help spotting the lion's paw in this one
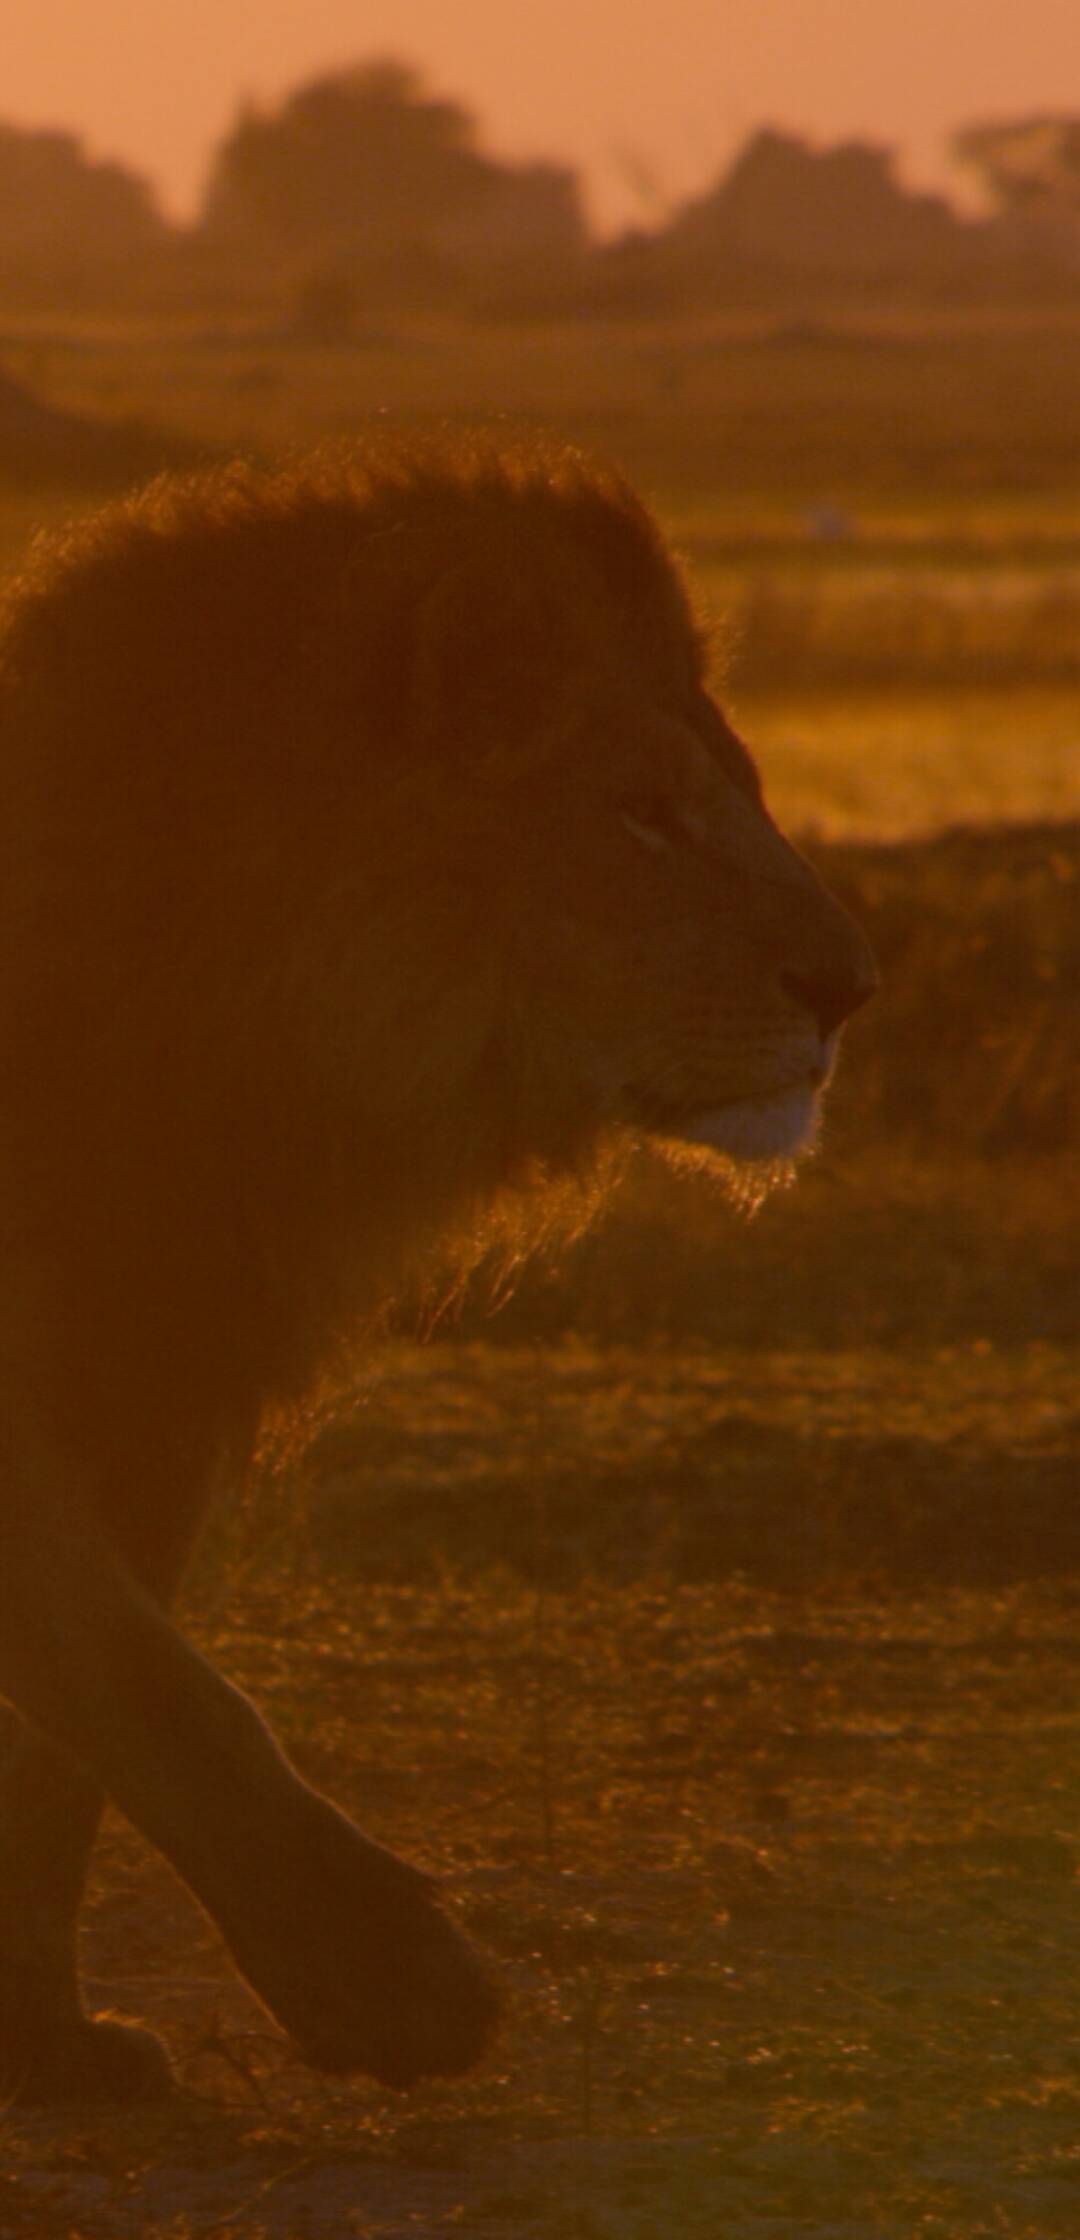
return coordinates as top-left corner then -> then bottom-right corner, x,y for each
218,1794 -> 501,2088
296,1888 -> 501,2087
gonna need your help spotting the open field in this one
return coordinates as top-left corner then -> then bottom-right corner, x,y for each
5,306 -> 1080,504
743,689 -> 1079,841
4,1346 -> 1080,2237
0,310 -> 1078,2236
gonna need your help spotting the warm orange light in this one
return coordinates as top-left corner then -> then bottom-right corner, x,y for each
7,0 -> 1077,233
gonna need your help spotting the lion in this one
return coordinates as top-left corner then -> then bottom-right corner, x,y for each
0,436 -> 874,2103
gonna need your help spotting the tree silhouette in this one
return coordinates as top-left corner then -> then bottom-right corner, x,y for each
201,61 -> 498,255
664,128 -> 965,278
0,122 -> 164,263
954,115 -> 1080,220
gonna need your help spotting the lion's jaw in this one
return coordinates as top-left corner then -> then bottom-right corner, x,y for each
662,1030 -> 839,1165
675,1077 -> 821,1163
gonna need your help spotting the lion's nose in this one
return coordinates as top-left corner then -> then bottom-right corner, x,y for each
780,959 -> 877,1040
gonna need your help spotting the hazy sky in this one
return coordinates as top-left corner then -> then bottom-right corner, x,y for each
6,0 -> 1077,229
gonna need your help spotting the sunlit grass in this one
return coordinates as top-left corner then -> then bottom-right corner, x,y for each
738,685 -> 1080,838
702,555 -> 1080,675
7,306 -> 1080,502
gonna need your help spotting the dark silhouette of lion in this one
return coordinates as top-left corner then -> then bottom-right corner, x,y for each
0,437 -> 874,2102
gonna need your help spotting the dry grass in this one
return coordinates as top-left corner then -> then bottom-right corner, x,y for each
7,308 -> 1080,508
5,1345 -> 1080,2236
723,568 -> 1080,690
741,687 -> 1080,840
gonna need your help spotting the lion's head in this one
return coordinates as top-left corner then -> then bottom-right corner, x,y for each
425,594 -> 876,1187
284,437 -> 877,1215
2,436 -> 875,1417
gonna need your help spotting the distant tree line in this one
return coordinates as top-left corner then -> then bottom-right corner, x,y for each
1,60 -> 1077,319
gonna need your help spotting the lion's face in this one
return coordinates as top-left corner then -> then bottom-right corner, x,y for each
413,525 -> 876,1184
515,698 -> 873,1175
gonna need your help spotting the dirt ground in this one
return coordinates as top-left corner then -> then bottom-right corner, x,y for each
2,1342 -> 1079,2239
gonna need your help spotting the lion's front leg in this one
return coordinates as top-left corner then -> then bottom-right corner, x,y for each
0,1451 -> 498,2093
0,1436 -> 209,2106
0,1715 -> 172,2102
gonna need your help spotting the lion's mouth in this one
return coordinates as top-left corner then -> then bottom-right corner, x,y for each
634,1069 -> 828,1165
674,1078 -> 822,1162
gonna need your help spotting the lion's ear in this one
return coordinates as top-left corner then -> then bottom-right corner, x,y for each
410,562 -> 553,755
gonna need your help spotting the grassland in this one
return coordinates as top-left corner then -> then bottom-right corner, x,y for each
0,306 -> 1078,2237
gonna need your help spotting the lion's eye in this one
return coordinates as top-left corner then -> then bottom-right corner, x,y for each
620,795 -> 687,854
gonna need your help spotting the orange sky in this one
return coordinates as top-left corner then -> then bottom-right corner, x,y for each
6,0 -> 1078,229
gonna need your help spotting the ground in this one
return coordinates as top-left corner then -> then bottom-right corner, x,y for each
3,1344 -> 1080,2239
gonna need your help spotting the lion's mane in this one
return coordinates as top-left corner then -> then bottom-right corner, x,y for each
0,438 -> 699,1506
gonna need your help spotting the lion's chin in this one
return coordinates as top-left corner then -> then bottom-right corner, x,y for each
669,1079 -> 822,1165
